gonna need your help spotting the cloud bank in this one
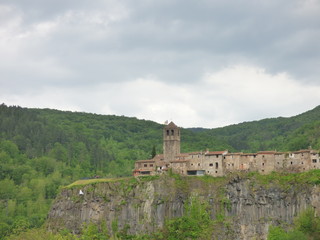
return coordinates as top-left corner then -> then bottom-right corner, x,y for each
1,0 -> 319,127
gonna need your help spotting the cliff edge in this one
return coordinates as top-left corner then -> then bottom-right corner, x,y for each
47,172 -> 320,240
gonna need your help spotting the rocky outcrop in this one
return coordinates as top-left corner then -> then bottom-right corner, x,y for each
47,175 -> 320,240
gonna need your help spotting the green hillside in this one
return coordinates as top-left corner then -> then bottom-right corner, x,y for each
0,103 -> 320,238
196,105 -> 320,152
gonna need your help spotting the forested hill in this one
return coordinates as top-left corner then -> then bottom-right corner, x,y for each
194,105 -> 320,152
1,103 -> 320,177
1,103 -> 320,237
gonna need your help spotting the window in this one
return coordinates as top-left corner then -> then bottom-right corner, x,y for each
216,155 -> 219,158
198,163 -> 200,166
166,130 -> 169,136
144,164 -> 147,167
209,163 -> 213,167
150,164 -> 153,167
291,161 -> 293,165
215,162 -> 219,169
215,171 -> 218,173
262,163 -> 265,166
312,159 -> 317,163
301,162 -> 304,165
171,129 -> 174,135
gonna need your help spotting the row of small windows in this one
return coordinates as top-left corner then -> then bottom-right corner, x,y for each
139,163 -> 154,168
191,162 -> 219,169
166,129 -> 180,136
141,159 -> 318,169
192,155 -> 221,158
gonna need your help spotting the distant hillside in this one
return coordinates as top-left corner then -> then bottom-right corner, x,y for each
195,105 -> 320,152
0,104 -> 230,177
1,104 -> 320,173
1,103 -> 320,237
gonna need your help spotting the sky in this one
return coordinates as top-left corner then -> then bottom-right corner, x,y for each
1,0 -> 320,128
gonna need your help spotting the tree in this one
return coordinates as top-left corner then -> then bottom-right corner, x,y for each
151,146 -> 156,159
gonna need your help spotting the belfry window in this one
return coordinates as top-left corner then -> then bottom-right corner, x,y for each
167,130 -> 170,136
171,129 -> 174,135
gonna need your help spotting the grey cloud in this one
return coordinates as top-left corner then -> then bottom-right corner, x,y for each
1,0 -> 320,127
3,0 -> 318,85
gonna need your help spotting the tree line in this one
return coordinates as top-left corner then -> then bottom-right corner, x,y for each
0,103 -> 320,238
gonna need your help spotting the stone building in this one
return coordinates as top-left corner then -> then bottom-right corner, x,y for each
133,122 -> 320,177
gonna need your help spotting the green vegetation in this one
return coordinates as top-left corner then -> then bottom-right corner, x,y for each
66,177 -> 131,189
267,208 -> 320,240
1,103 -> 320,238
245,169 -> 320,189
196,105 -> 320,152
158,196 -> 214,240
4,196 -> 214,240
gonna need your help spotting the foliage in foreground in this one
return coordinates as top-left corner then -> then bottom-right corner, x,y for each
267,208 -> 320,240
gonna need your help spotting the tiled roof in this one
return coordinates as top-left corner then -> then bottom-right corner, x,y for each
241,153 -> 257,156
205,150 -> 228,155
293,149 -> 318,154
135,159 -> 156,163
187,151 -> 202,155
225,152 -> 243,156
175,153 -> 190,157
164,121 -> 178,129
257,151 -> 277,155
152,154 -> 164,160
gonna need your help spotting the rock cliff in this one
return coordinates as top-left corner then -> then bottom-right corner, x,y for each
47,174 -> 320,240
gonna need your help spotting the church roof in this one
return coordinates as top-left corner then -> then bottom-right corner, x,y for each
164,121 -> 178,129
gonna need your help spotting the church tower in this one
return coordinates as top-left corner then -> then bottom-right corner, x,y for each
163,122 -> 180,162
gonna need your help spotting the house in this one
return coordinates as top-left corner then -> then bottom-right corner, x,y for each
133,122 -> 320,176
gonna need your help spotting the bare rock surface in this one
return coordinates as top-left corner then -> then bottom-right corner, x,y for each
47,176 -> 320,240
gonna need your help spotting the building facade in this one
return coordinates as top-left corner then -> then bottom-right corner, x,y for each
133,122 -> 320,177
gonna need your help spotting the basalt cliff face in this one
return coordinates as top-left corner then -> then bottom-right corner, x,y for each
47,175 -> 320,240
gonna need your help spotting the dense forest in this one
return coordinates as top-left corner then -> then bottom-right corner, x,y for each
0,103 -> 320,238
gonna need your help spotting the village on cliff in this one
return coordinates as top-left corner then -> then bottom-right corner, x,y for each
133,122 -> 320,177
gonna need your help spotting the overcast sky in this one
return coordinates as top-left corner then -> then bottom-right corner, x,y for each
1,0 -> 320,128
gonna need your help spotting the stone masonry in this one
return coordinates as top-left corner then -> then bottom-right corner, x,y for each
133,122 -> 320,177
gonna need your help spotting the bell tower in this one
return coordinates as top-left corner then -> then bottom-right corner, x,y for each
163,122 -> 180,162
